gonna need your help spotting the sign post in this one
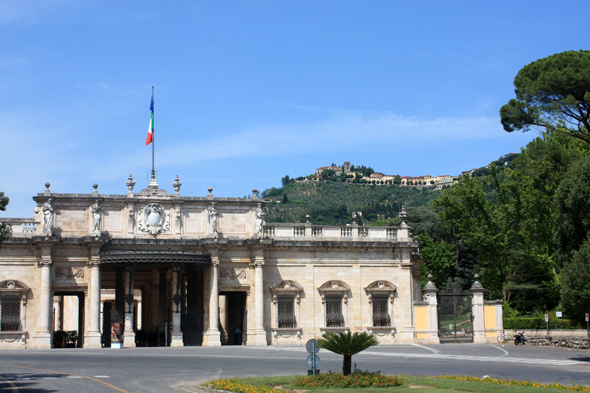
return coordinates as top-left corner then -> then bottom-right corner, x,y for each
545,314 -> 549,345
586,313 -> 589,351
306,339 -> 321,375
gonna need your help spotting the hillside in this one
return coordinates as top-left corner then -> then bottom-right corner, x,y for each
262,181 -> 442,226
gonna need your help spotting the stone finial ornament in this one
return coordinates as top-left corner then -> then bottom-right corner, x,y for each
126,174 -> 136,195
305,214 -> 310,223
207,187 -> 214,199
399,206 -> 408,224
173,175 -> 182,195
44,182 -> 51,196
470,273 -> 485,292
92,183 -> 99,196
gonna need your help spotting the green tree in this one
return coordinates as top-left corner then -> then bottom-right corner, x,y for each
500,50 -> 590,144
281,193 -> 289,204
316,331 -> 378,376
281,175 -> 291,187
560,238 -> 590,320
0,191 -> 11,242
555,154 -> 590,264
418,234 -> 456,288
393,175 -> 401,185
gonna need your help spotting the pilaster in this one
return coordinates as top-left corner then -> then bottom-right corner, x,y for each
247,248 -> 267,346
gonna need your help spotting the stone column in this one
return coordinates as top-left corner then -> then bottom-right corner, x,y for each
123,268 -> 136,347
170,267 -> 184,347
158,268 -> 168,343
471,274 -> 486,343
53,296 -> 62,331
37,247 -> 53,349
423,275 -> 440,344
219,295 -> 228,344
85,248 -> 102,348
248,250 -> 267,346
204,250 -> 221,346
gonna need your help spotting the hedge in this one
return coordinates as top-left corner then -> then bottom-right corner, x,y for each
504,317 -> 581,330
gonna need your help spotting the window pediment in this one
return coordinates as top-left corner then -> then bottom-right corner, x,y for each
0,280 -> 29,293
364,280 -> 396,293
318,280 -> 351,293
269,280 -> 303,293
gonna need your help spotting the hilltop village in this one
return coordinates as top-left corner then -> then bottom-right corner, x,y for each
301,154 -> 518,190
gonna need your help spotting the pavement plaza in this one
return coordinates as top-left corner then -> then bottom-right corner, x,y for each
1,344 -> 590,392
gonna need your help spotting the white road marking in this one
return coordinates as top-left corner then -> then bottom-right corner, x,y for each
359,351 -> 587,366
66,375 -> 83,378
411,344 -> 441,354
489,344 -> 509,357
93,375 -> 110,378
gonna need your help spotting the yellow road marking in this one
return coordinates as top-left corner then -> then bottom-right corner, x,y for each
0,376 -> 19,391
0,364 -> 130,393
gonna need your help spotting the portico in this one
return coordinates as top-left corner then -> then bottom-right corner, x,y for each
0,175 -> 427,349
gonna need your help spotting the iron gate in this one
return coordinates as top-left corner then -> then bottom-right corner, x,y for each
437,290 -> 473,343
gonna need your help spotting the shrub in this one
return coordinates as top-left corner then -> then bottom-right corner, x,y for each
504,317 -> 581,329
294,370 -> 403,388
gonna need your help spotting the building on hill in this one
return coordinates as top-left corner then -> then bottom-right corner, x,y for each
1,174 -> 463,349
315,165 -> 343,176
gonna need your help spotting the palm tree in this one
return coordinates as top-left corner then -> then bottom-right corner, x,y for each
316,331 -> 378,376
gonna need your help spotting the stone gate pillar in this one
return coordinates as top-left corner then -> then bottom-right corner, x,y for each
423,275 -> 440,344
471,274 -> 486,343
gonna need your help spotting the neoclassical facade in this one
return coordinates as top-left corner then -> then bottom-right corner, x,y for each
0,176 -> 426,349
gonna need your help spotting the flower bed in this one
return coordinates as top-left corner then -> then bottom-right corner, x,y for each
436,375 -> 590,392
205,378 -> 284,393
294,370 -> 403,388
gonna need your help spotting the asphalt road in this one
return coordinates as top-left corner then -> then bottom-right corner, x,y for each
1,343 -> 589,393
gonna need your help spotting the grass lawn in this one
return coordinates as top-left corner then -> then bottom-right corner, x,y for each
214,375 -> 589,393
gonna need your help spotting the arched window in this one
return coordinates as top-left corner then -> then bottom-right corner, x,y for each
0,280 -> 30,332
269,280 -> 303,329
364,281 -> 396,327
269,280 -> 304,345
318,281 -> 351,329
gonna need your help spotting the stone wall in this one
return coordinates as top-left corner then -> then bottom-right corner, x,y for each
505,329 -> 590,348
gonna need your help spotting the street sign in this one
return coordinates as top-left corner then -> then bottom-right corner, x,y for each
556,311 -> 562,318
307,355 -> 321,370
545,314 -> 549,322
586,313 -> 589,322
306,339 -> 320,354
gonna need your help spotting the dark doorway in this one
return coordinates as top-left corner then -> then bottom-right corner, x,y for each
220,292 -> 246,345
53,291 -> 85,348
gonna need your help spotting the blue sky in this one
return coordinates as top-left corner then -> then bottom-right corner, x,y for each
1,1 -> 589,217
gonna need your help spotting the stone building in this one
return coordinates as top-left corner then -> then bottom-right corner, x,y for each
0,175 -> 502,349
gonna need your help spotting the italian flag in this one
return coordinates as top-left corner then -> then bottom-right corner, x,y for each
146,94 -> 154,145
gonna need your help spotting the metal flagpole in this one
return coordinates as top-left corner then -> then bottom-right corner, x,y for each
151,86 -> 155,180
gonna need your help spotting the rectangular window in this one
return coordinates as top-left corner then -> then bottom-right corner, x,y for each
372,295 -> 390,327
277,296 -> 296,328
326,296 -> 344,327
1,297 -> 21,331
